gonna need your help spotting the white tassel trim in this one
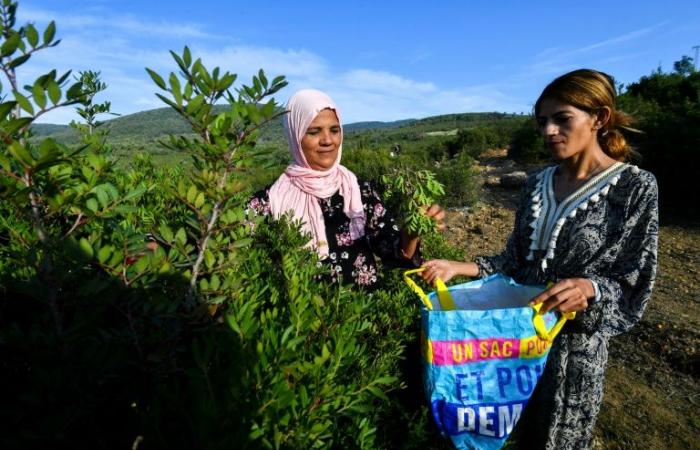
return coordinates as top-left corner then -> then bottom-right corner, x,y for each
532,209 -> 541,219
568,209 -> 577,218
631,165 -> 640,174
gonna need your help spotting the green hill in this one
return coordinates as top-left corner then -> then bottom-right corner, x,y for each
30,107 -> 526,167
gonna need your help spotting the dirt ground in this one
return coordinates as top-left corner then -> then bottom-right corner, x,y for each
442,149 -> 700,450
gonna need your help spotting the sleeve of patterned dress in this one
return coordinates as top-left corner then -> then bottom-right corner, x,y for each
577,171 -> 659,337
474,175 -> 535,278
246,188 -> 272,217
361,181 -> 421,268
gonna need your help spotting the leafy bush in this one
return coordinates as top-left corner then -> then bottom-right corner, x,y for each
508,117 -> 547,163
0,3 -> 467,448
618,59 -> 700,218
381,167 -> 445,236
445,127 -> 502,158
434,150 -> 479,207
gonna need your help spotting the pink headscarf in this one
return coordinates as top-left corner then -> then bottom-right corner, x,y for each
268,89 -> 366,258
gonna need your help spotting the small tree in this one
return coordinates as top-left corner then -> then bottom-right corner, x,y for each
70,70 -> 119,152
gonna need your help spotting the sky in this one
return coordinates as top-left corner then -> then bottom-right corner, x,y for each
13,0 -> 700,124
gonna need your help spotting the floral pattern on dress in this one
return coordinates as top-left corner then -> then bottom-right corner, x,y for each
247,180 -> 420,290
335,231 -> 354,246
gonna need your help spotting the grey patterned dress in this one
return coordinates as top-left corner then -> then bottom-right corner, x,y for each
475,162 -> 659,450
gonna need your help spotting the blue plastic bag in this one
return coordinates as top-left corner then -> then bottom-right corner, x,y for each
404,270 -> 573,450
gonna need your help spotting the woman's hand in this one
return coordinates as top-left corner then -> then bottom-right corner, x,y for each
424,203 -> 446,232
529,278 -> 595,314
421,259 -> 458,284
401,203 -> 446,258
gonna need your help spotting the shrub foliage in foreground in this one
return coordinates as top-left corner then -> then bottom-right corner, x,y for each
0,2 -> 455,448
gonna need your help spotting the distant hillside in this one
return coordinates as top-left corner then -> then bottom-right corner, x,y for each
344,119 -> 416,131
30,108 -> 526,160
32,123 -> 70,136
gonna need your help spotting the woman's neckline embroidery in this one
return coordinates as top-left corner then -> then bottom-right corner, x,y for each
527,162 -> 638,271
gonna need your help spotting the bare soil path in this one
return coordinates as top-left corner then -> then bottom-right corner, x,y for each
442,149 -> 700,450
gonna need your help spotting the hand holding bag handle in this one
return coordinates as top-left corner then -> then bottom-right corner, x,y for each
403,269 -> 573,341
531,302 -> 575,342
403,268 -> 456,310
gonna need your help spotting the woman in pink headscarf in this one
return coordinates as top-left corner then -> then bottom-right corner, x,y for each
247,88 -> 444,290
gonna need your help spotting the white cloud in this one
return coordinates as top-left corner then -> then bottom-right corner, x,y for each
20,6 -> 524,125
20,6 -> 219,40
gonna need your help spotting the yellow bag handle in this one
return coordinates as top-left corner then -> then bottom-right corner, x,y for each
405,269 -> 574,342
403,268 -> 456,311
531,302 -> 576,342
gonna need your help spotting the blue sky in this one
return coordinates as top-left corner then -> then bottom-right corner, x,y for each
15,0 -> 700,124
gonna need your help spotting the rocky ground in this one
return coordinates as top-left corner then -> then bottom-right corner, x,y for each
442,149 -> 700,450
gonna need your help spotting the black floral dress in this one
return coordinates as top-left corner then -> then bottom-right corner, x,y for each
247,181 -> 420,290
476,162 -> 659,449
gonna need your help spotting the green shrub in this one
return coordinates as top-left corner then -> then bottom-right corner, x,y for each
0,4 -> 466,448
381,166 -> 445,236
618,59 -> 700,218
508,118 -> 547,163
434,151 -> 479,207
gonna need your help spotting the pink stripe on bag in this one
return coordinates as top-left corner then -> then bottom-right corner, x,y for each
430,338 -> 521,366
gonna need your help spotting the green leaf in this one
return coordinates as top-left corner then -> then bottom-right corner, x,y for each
185,94 -> 204,114
194,192 -> 205,208
8,142 -> 34,166
169,72 -> 182,106
159,223 -> 174,242
183,46 -> 192,67
96,189 -> 109,209
186,185 -> 197,203
232,238 -> 252,248
367,386 -> 390,402
0,101 -> 17,119
155,93 -> 178,110
169,50 -> 188,74
3,117 -> 32,135
97,245 -> 112,264
175,227 -> 187,246
204,249 -> 214,268
66,82 -> 84,100
25,23 -> 39,47
146,68 -> 166,90
0,154 -> 10,171
86,198 -> 98,212
373,376 -> 397,385
32,81 -> 46,110
210,274 -> 220,290
43,21 -> 56,45
7,53 -> 30,69
1,32 -> 20,57
13,90 -> 33,115
79,237 -> 94,259
47,79 -> 61,105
